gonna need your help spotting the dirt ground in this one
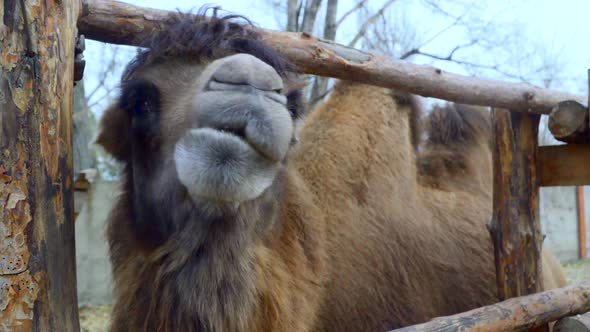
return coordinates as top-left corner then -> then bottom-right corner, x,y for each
78,260 -> 590,331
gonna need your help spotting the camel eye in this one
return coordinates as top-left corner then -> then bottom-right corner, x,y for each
119,79 -> 162,116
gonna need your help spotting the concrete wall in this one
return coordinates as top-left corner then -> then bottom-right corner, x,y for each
540,187 -> 579,262
75,181 -> 120,306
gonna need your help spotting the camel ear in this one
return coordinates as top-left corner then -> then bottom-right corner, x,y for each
93,103 -> 131,161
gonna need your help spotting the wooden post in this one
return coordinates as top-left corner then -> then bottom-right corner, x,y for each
577,186 -> 587,259
1,0 -> 80,331
488,109 -> 546,328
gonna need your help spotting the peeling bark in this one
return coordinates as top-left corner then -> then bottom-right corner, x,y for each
0,0 -> 80,331
489,109 -> 543,301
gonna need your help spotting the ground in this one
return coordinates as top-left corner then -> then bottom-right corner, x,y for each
78,261 -> 590,331
563,259 -> 590,284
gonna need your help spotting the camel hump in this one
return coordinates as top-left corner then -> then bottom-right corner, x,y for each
425,103 -> 491,149
418,103 -> 493,193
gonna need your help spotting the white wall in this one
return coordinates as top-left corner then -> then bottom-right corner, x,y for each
75,181 -> 120,306
540,186 -> 580,262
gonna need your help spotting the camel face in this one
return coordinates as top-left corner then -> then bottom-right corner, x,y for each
173,54 -> 293,204
120,53 -> 294,207
96,14 -> 306,250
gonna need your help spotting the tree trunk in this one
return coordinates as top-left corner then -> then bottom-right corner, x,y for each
77,0 -> 585,114
301,0 -> 323,34
287,0 -> 299,32
0,0 -> 80,331
310,0 -> 338,103
489,109 -> 546,329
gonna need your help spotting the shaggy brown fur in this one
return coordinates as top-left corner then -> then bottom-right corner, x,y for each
96,10 -> 567,332
417,103 -> 493,194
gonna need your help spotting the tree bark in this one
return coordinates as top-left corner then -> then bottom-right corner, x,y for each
489,109 -> 543,300
0,0 -> 80,331
488,109 -> 547,330
548,100 -> 590,143
539,144 -> 590,186
391,281 -> 590,332
76,0 -> 585,114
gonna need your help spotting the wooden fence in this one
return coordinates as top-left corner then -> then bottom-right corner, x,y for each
1,0 -> 589,330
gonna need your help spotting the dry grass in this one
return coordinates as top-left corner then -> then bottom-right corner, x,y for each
563,259 -> 590,284
79,304 -> 111,332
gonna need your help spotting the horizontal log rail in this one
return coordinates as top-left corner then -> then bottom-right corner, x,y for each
391,281 -> 590,332
77,0 -> 585,114
548,100 -> 590,144
539,144 -> 590,186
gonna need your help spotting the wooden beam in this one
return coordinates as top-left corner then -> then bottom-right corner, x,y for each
76,0 -> 585,114
548,100 -> 590,143
391,281 -> 590,332
555,312 -> 590,332
0,0 -> 80,331
489,109 -> 544,301
578,186 -> 588,259
539,145 -> 590,187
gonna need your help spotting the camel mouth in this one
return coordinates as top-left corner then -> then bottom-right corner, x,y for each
217,126 -> 247,142
174,127 -> 281,203
204,125 -> 280,163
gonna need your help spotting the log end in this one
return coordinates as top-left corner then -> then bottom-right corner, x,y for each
548,100 -> 588,139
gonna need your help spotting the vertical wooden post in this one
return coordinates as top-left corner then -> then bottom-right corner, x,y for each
489,109 -> 544,307
1,0 -> 80,331
577,186 -> 587,259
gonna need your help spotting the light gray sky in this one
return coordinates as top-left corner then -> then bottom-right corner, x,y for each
83,0 -> 590,116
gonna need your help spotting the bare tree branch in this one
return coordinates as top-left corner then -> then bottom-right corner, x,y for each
301,0 -> 323,33
335,0 -> 367,28
412,13 -> 466,51
323,0 -> 338,40
295,1 -> 303,31
401,47 -> 530,81
310,0 -> 338,102
287,0 -> 299,31
347,0 -> 397,48
85,45 -> 119,101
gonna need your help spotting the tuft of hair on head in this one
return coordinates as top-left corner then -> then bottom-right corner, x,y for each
122,6 -> 297,82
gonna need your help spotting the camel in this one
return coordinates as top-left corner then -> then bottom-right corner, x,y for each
95,10 -> 567,332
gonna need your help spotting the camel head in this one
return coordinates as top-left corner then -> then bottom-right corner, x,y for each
95,10 -> 305,247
